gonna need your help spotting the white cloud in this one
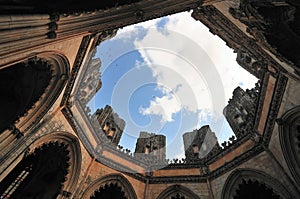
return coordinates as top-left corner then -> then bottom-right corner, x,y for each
135,59 -> 144,69
139,93 -> 181,123
162,12 -> 257,99
127,11 -> 257,128
109,11 -> 258,151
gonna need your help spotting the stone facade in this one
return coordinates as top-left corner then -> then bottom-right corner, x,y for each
134,132 -> 166,162
0,0 -> 299,199
223,83 -> 260,138
78,58 -> 102,106
183,125 -> 220,162
92,105 -> 125,146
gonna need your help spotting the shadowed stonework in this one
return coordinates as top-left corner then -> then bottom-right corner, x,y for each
0,0 -> 300,199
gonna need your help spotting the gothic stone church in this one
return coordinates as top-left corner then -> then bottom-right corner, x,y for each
0,0 -> 300,198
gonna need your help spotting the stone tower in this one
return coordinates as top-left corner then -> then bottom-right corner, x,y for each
183,125 -> 220,161
93,105 -> 125,146
78,57 -> 102,106
134,132 -> 166,161
223,83 -> 260,138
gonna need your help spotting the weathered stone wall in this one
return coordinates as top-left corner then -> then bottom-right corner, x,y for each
210,150 -> 299,199
82,161 -> 146,199
268,77 -> 300,187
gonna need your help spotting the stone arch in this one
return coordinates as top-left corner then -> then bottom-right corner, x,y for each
0,131 -> 82,198
157,185 -> 200,199
28,131 -> 82,197
82,174 -> 137,199
221,169 -> 294,199
0,52 -> 69,135
279,106 -> 300,185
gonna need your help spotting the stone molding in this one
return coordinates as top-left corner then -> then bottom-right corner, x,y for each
157,184 -> 201,199
81,174 -> 138,199
221,168 -> 295,199
279,106 -> 300,186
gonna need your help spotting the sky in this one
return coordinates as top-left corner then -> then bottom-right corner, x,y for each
88,11 -> 257,159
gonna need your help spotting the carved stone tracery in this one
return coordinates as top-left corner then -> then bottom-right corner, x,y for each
223,81 -> 260,138
157,185 -> 200,199
78,57 -> 102,106
91,183 -> 126,199
279,106 -> 300,186
221,169 -> 294,199
236,50 -> 267,78
0,142 -> 70,199
81,174 -> 137,199
0,53 -> 70,179
0,57 -> 52,133
230,1 -> 300,75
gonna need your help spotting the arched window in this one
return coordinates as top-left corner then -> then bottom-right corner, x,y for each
279,106 -> 300,185
0,58 -> 52,133
0,142 -> 70,198
233,179 -> 280,199
0,53 -> 69,136
91,183 -> 127,199
82,174 -> 137,199
0,132 -> 82,199
157,185 -> 200,199
221,169 -> 294,199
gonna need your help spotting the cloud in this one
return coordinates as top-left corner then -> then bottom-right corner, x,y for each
130,11 -> 257,130
139,92 -> 181,123
163,12 -> 257,99
135,59 -> 144,69
101,11 -> 258,152
132,16 -> 213,124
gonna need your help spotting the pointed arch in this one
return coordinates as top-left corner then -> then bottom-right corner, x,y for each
0,52 -> 69,147
157,184 -> 200,199
15,52 -> 70,133
0,131 -> 81,198
28,131 -> 82,197
82,174 -> 137,199
0,53 -> 71,182
221,169 -> 294,199
279,106 -> 300,185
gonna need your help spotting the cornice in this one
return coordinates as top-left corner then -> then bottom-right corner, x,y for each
95,156 -> 145,178
149,175 -> 207,184
102,144 -> 149,168
192,5 -> 297,81
56,0 -> 200,34
60,35 -> 93,106
253,73 -> 269,130
62,107 -> 95,157
209,144 -> 264,179
262,74 -> 288,146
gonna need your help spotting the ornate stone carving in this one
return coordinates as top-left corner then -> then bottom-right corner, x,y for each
157,185 -> 201,199
263,74 -> 287,145
279,106 -> 300,186
134,132 -> 166,162
61,35 -> 92,106
224,81 -> 260,138
192,4 -> 300,80
183,125 -> 221,163
200,165 -> 210,176
236,50 -> 267,78
78,57 -> 102,106
81,174 -> 138,199
92,105 -> 125,146
0,142 -> 70,198
229,1 -> 300,75
221,169 -> 295,199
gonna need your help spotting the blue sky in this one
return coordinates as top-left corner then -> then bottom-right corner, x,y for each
88,12 -> 257,159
